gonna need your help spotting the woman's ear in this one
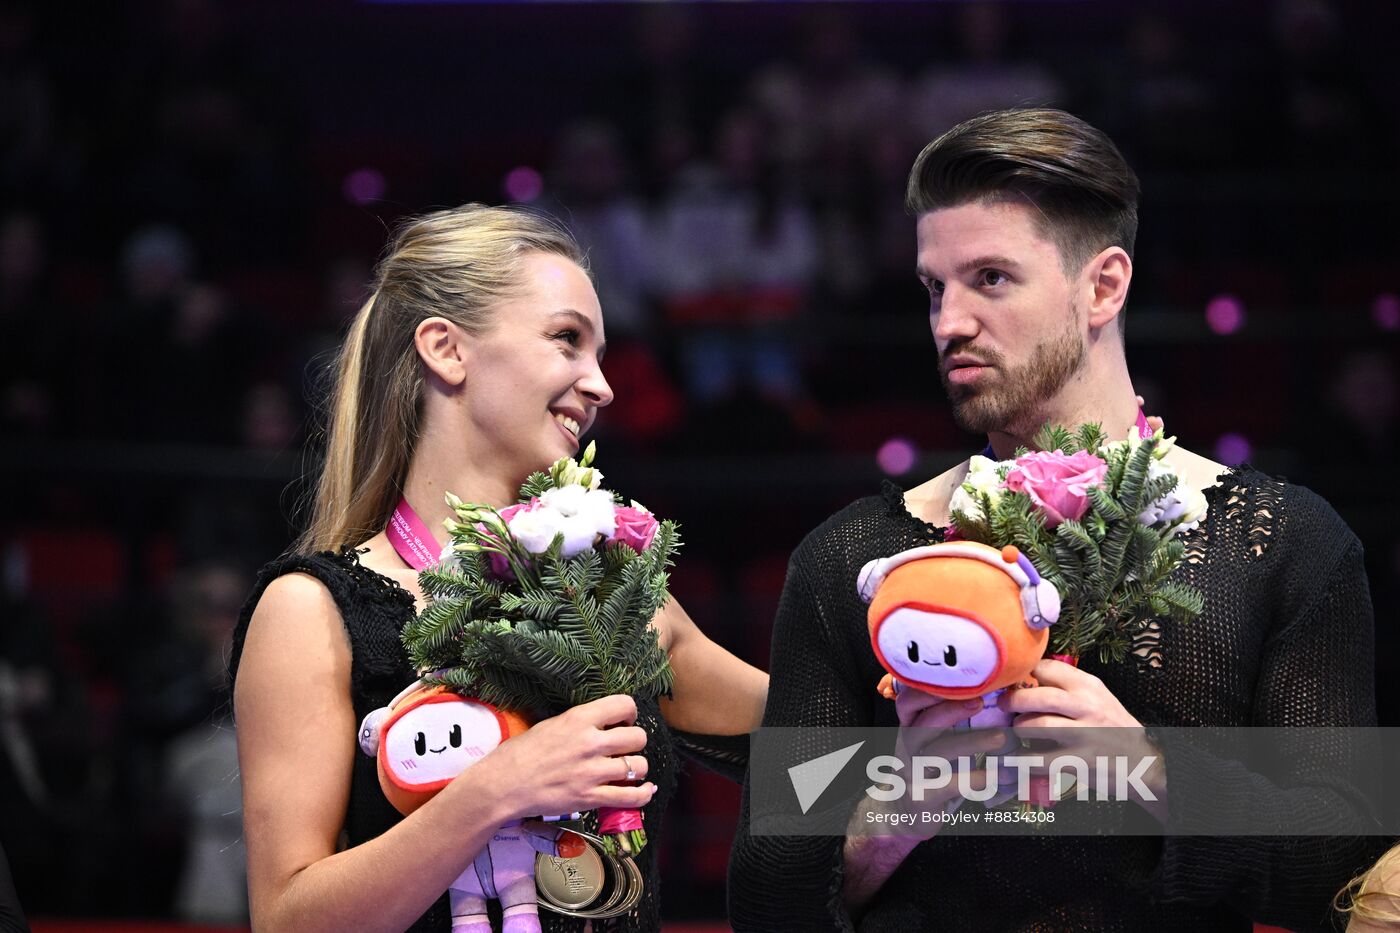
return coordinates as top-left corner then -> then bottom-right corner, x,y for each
414,317 -> 468,387
1084,246 -> 1133,334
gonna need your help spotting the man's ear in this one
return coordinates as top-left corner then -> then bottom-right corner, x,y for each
1084,247 -> 1132,334
414,317 -> 468,387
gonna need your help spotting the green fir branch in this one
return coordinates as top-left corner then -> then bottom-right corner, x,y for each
1075,423 -> 1106,454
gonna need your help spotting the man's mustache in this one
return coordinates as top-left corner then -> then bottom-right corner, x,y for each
939,343 -> 1003,372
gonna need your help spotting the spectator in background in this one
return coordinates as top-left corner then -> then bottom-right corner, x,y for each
653,106 -> 818,414
0,4 -> 59,210
749,9 -> 903,174
906,2 -> 1064,142
546,121 -> 654,338
156,562 -> 247,925
1268,0 -> 1395,171
0,212 -> 59,436
1099,14 -> 1221,171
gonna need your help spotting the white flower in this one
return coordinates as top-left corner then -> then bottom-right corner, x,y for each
1137,461 -> 1208,536
511,485 -> 617,557
507,508 -> 565,555
1171,483 -> 1209,535
950,455 -> 1008,519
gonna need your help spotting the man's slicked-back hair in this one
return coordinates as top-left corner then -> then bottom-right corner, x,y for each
906,108 -> 1140,277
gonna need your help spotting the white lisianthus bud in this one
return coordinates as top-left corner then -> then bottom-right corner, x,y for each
582,440 -> 597,467
1153,432 -> 1178,460
444,491 -> 464,510
476,510 -> 508,534
452,542 -> 482,552
629,499 -> 652,515
550,456 -> 575,485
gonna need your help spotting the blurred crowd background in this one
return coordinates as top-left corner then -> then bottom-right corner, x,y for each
1,0 -> 1397,926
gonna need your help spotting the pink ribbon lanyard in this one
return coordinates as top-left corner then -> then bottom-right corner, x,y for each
388,497 -> 441,571
1135,408 -> 1153,438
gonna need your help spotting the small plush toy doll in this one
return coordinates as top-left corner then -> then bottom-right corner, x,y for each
858,542 -> 1060,804
359,682 -> 586,933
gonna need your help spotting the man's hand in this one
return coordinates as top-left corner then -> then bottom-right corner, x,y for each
843,690 -> 995,912
998,660 -> 1168,821
998,659 -> 1140,729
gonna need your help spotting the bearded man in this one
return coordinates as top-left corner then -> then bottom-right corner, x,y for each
727,108 -> 1384,932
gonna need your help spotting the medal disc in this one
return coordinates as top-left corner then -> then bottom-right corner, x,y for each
536,845 -> 606,910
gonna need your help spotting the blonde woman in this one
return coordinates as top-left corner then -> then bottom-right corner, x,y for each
230,204 -> 766,933
1341,844 -> 1400,931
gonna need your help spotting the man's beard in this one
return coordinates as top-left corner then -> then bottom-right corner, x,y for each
940,314 -> 1086,436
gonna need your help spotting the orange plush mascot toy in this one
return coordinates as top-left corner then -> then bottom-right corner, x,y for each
857,541 -> 1061,805
857,541 -> 1060,703
358,682 -> 585,933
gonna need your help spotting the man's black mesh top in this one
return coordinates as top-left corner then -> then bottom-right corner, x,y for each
728,466 -> 1390,933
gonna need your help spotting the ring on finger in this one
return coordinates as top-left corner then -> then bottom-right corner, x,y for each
621,755 -> 637,782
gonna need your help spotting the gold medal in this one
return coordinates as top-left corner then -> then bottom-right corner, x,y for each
536,844 -> 606,910
536,831 -> 645,919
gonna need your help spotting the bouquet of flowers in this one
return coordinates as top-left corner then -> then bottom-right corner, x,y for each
948,423 -> 1207,664
402,442 -> 678,855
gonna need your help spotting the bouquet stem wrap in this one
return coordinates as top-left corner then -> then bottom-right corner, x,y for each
598,806 -> 647,855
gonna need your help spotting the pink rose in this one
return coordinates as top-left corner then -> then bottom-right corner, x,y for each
479,499 -> 539,579
1004,450 -> 1107,529
610,505 -> 659,553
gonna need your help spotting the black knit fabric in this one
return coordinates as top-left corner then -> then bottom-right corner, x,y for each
728,467 -> 1389,933
230,547 -> 685,933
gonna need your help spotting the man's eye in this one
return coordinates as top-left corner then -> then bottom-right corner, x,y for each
414,732 -> 426,756
928,280 -> 945,296
449,724 -> 462,748
980,270 -> 1006,287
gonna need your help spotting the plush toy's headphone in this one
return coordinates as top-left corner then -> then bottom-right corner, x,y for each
857,542 -> 1061,631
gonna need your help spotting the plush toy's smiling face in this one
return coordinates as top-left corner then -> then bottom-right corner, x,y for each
383,698 -> 505,786
875,608 -> 999,689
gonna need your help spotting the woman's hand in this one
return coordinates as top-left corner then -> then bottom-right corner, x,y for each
481,694 -> 656,821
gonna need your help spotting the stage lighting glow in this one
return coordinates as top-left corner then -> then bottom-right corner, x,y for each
1215,433 -> 1252,466
1205,295 -> 1245,335
877,437 -> 917,476
343,168 -> 386,206
504,166 -> 543,203
1373,293 -> 1400,331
